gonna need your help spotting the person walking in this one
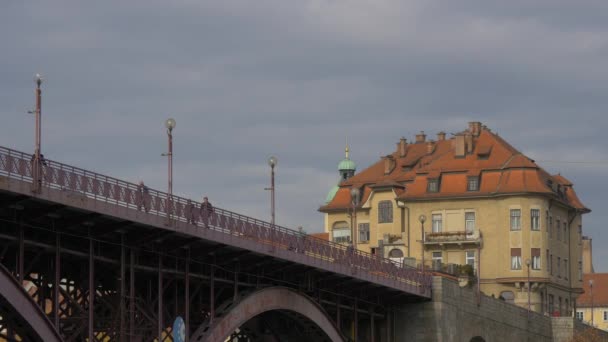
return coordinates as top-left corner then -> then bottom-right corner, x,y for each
200,196 -> 214,228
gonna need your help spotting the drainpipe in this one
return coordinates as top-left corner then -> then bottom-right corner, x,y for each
396,200 -> 410,257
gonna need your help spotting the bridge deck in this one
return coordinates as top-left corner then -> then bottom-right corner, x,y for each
0,145 -> 431,299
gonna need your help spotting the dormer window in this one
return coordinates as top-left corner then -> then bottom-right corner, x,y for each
427,178 -> 439,193
467,176 -> 480,191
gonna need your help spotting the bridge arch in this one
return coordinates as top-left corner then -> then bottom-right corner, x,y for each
190,287 -> 344,342
470,336 -> 486,342
0,264 -> 63,342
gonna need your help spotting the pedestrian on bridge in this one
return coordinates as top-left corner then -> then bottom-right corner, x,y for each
137,181 -> 150,212
200,196 -> 214,228
186,199 -> 198,225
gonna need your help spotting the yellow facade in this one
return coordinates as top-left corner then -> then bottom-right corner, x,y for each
324,192 -> 584,315
576,307 -> 608,332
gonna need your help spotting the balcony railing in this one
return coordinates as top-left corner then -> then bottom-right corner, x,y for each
424,230 -> 482,246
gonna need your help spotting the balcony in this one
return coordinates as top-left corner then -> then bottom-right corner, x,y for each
424,229 -> 482,248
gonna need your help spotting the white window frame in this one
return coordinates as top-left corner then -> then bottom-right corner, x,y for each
465,212 -> 475,234
510,209 -> 521,230
466,251 -> 475,268
511,252 -> 522,270
604,311 -> 608,321
531,209 -> 540,231
576,311 -> 583,321
358,222 -> 370,243
532,254 -> 541,270
332,228 -> 351,244
432,252 -> 443,263
432,214 -> 443,233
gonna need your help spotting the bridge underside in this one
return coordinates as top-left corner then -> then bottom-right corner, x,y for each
0,185 -> 425,341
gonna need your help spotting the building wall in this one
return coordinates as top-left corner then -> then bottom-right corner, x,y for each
324,192 -> 585,314
576,306 -> 608,332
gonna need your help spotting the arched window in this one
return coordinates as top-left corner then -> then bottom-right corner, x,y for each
499,291 -> 514,304
378,201 -> 393,223
332,221 -> 350,244
388,249 -> 404,258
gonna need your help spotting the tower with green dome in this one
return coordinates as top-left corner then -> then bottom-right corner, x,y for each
325,144 -> 356,204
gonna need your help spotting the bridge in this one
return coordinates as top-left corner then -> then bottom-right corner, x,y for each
0,145 -> 432,342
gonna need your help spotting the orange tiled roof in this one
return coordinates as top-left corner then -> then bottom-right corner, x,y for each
319,123 -> 590,213
578,273 -> 608,307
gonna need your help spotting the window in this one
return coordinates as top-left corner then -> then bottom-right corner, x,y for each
604,311 -> 608,321
427,179 -> 439,193
564,259 -> 568,280
563,222 -> 568,243
559,297 -> 562,315
549,295 -> 555,314
578,225 -> 582,245
510,209 -> 521,230
531,209 -> 540,231
546,210 -> 549,232
511,248 -> 522,270
576,311 -> 583,321
432,214 -> 443,233
467,176 -> 479,191
578,261 -> 582,281
549,216 -> 553,238
332,229 -> 351,244
432,252 -> 443,262
532,248 -> 541,270
378,201 -> 393,223
550,254 -> 553,275
546,250 -> 550,273
358,223 -> 370,243
556,219 -> 561,241
465,212 -> 475,234
466,251 -> 475,268
557,257 -> 561,278
500,291 -> 515,303
388,249 -> 404,264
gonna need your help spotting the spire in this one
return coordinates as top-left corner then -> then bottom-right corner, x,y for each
345,137 -> 350,159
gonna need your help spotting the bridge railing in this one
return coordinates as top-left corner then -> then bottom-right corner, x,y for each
0,146 -> 432,296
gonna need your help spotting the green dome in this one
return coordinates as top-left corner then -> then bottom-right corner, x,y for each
338,158 -> 356,171
325,185 -> 340,204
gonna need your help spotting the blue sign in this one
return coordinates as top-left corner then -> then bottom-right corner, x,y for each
173,316 -> 186,342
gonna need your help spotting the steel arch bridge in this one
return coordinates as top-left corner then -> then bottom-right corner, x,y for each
0,145 -> 431,341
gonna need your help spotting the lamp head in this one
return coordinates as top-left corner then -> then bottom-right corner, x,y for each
34,73 -> 43,86
350,187 -> 360,204
418,214 -> 426,224
165,118 -> 176,132
268,155 -> 277,168
525,259 -> 531,267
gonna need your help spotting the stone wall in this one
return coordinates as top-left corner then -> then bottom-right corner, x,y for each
393,276 -> 553,341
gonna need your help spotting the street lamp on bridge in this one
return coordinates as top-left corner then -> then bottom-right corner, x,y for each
265,155 -> 277,226
526,258 -> 531,319
350,187 -> 360,250
418,214 -> 426,272
29,73 -> 44,193
162,118 -> 176,223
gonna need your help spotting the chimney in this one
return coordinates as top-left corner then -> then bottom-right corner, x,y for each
415,131 -> 426,143
465,133 -> 473,154
469,121 -> 482,136
427,141 -> 435,155
437,131 -> 446,141
384,155 -> 395,174
399,137 -> 407,157
454,135 -> 465,157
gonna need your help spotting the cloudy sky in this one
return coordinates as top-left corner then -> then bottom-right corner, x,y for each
1,1 -> 606,271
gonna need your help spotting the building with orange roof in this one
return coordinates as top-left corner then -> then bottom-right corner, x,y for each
576,273 -> 608,331
320,122 -> 590,316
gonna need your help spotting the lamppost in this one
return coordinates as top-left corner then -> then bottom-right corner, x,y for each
350,188 -> 360,249
30,73 -> 43,193
162,118 -> 176,222
590,279 -> 594,326
418,214 -> 426,272
265,156 -> 277,226
526,258 -> 531,318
